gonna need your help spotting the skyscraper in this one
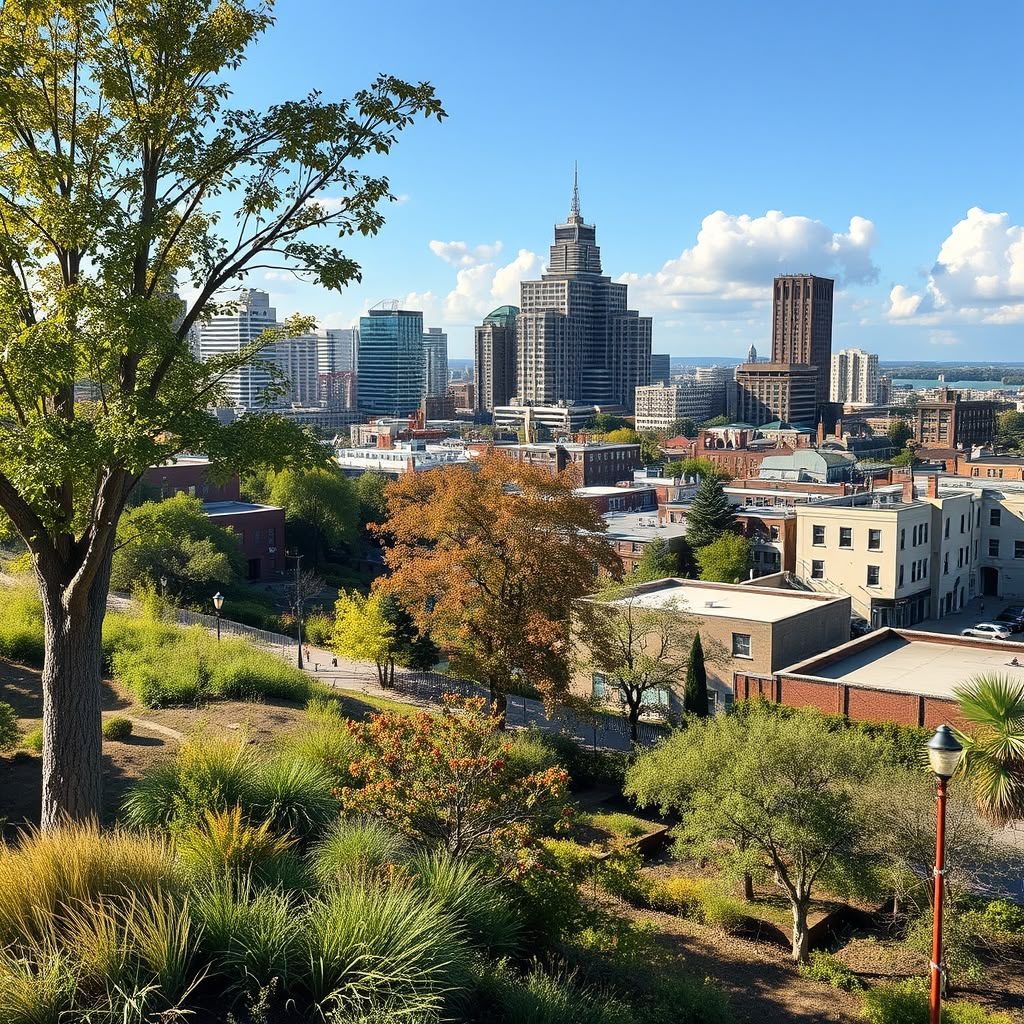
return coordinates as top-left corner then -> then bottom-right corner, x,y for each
422,327 -> 449,397
474,305 -> 518,412
770,274 -> 834,407
649,353 -> 671,385
830,347 -> 879,404
357,303 -> 424,415
317,328 -> 358,374
515,171 -> 651,411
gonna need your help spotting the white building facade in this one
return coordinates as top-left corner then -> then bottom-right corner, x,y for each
830,348 -> 880,404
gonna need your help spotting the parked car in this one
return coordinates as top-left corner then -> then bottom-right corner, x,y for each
850,616 -> 873,639
995,606 -> 1024,632
961,622 -> 1013,641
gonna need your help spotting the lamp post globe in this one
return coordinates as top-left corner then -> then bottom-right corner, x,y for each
212,591 -> 224,641
927,724 -> 963,780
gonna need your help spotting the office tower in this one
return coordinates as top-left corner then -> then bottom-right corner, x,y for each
830,347 -> 879,405
515,171 -> 651,410
474,305 -> 518,412
317,328 -> 358,373
694,364 -> 733,387
423,328 -> 449,397
278,333 -> 319,406
634,382 -> 716,432
650,353 -> 671,385
770,274 -> 834,407
199,289 -> 283,409
747,343 -> 757,364
877,374 -> 892,405
732,363 -> 818,427
357,302 -> 424,415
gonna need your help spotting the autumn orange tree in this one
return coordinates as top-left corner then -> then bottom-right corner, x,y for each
340,697 -> 569,860
376,452 -> 620,720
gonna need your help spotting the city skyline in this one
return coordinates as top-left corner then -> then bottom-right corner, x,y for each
207,0 -> 1024,362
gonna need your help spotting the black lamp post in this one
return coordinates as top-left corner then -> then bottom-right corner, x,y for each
926,724 -> 964,1024
286,551 -> 304,670
212,591 -> 224,641
159,574 -> 168,597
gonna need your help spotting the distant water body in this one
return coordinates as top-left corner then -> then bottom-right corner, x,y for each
893,378 -> 1017,391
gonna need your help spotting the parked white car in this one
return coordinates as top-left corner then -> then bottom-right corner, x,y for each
961,622 -> 1013,641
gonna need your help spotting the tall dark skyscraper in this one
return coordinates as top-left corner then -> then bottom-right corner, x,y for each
770,274 -> 834,408
474,305 -> 518,412
515,171 -> 651,411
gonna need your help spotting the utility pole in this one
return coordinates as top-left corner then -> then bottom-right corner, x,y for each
287,551 -> 304,670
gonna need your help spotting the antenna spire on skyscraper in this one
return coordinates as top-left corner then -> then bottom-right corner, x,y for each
570,161 -> 580,219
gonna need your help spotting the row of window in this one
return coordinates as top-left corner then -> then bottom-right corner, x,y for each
811,560 -> 881,588
813,524 -> 882,550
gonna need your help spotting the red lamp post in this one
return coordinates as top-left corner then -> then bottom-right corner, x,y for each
926,724 -> 963,1024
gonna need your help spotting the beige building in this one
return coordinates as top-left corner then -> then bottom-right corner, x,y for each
731,363 -> 818,427
572,578 -> 850,715
830,348 -> 879,405
634,381 -> 716,432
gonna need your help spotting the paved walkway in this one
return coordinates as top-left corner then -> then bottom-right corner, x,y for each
917,595 -> 1023,637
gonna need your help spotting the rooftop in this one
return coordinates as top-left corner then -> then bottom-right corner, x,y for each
601,511 -> 689,541
782,629 -> 1024,699
202,501 -> 281,516
575,484 -> 654,496
601,578 -> 845,623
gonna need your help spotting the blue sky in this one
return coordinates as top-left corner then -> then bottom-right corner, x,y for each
226,0 -> 1024,361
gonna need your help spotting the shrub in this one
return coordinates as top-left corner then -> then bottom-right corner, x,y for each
174,807 -> 297,883
0,825 -> 176,946
639,974 -> 734,1024
303,613 -> 334,647
208,646 -> 310,703
505,727 -> 561,777
191,876 -> 302,997
309,818 -> 406,884
0,584 -> 45,666
862,980 -> 1014,1024
798,950 -> 863,991
279,721 -> 361,788
102,716 -> 134,741
0,701 -> 19,752
598,848 -> 650,905
22,728 -> 43,753
980,898 -> 1024,935
513,842 -> 591,944
407,850 -> 522,956
647,876 -> 705,915
586,811 -> 653,839
299,882 -> 469,1016
696,888 -> 747,933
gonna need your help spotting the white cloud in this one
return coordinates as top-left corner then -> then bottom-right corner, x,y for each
928,330 -> 960,347
888,207 -> 1024,324
428,240 -> 504,268
618,210 -> 879,317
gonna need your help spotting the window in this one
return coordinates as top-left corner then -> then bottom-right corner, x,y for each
912,525 -> 919,546
867,565 -> 880,587
811,559 -> 824,579
812,525 -> 825,546
990,508 -> 1002,527
268,527 -> 276,545
732,633 -> 752,658
868,529 -> 881,551
989,539 -> 1000,557
770,526 -> 780,541
943,552 -> 949,575
898,564 -> 904,588
650,687 -> 670,707
923,523 -> 929,543
591,673 -> 606,699
944,519 -> 950,539
900,528 -> 905,550
922,559 -> 928,579
1016,540 -> 1024,559
960,514 -> 965,533
839,527 -> 852,548
911,562 -> 917,583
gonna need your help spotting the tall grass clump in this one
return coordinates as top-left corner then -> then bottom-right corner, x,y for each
208,641 -> 310,703
0,948 -> 76,1024
407,851 -> 522,957
0,701 -> 19,752
0,825 -> 176,946
251,753 -> 337,836
0,583 -> 45,666
278,721 -> 362,789
174,807 -> 297,884
310,818 -> 407,884
300,882 -> 468,1018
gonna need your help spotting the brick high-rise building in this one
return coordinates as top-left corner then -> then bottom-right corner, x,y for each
732,363 -> 818,427
914,389 -> 999,449
771,274 -> 834,408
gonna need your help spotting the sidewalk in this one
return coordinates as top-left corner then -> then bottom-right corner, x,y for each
917,595 -> 1022,637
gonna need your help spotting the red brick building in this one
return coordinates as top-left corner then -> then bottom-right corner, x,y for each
507,442 -> 641,487
575,484 -> 656,515
661,427 -> 798,479
735,628 -> 1024,728
140,456 -> 240,502
202,501 -> 286,580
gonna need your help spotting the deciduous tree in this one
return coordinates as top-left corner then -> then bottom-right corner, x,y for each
696,533 -> 751,583
887,419 -> 914,450
628,536 -> 679,583
625,705 -> 878,961
0,0 -> 443,825
268,468 -> 358,566
377,452 -> 620,721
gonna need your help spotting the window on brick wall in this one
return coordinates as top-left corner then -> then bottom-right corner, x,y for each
732,633 -> 752,658
592,673 -> 606,698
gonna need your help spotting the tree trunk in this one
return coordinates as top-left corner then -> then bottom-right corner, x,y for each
38,561 -> 112,829
743,872 -> 755,902
490,683 -> 507,728
627,702 -> 640,743
790,898 -> 810,963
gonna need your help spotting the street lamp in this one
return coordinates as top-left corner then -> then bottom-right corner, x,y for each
212,591 -> 224,642
927,723 -> 964,1024
286,551 -> 304,670
159,575 -> 168,596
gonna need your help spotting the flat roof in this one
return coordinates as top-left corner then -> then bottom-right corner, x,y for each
202,501 -> 282,516
604,579 -> 845,623
602,512 -> 688,541
576,485 -> 653,496
784,630 -> 1024,699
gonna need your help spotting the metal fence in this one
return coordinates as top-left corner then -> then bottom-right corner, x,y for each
172,608 -> 295,650
385,670 -> 485,703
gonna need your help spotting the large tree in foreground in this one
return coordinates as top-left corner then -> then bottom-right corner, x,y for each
0,0 -> 443,826
378,452 -> 620,721
625,705 -> 878,961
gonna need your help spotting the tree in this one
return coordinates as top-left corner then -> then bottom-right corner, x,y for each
996,410 -> 1024,450
628,536 -> 679,583
110,495 -> 244,602
887,419 -> 914,450
377,452 -> 620,722
0,1 -> 443,825
625,705 -> 878,961
683,633 -> 709,717
354,471 -> 389,531
700,415 -> 732,428
890,449 -> 914,467
696,533 -> 751,583
667,418 -> 697,439
954,676 -> 1024,824
664,457 -> 729,482
341,696 -> 569,859
584,412 -> 627,433
576,586 -> 714,742
268,468 -> 359,566
685,475 -> 736,549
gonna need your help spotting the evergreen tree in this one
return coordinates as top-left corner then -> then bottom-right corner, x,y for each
684,633 -> 709,717
685,475 -> 736,549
